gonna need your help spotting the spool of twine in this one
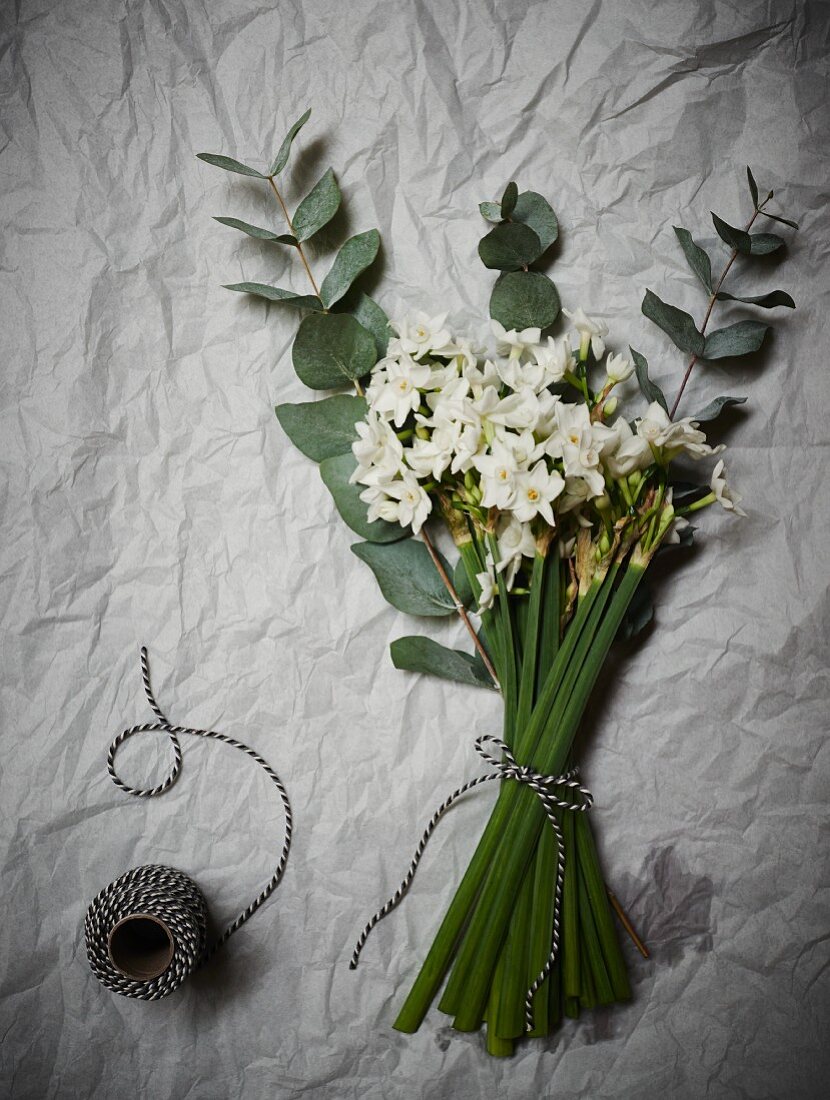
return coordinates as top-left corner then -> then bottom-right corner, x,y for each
84,648 -> 292,1001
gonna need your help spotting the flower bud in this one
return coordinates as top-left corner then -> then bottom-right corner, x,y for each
603,396 -> 618,417
605,352 -> 634,384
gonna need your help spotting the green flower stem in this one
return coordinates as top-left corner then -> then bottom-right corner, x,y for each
393,577 -> 609,1034
447,565 -> 645,1031
576,870 -> 615,1004
525,822 -> 559,1036
488,548 -> 562,1039
490,865 -> 535,1037
561,794 -> 581,1001
536,550 -> 561,695
516,552 -> 546,752
574,813 -> 631,1001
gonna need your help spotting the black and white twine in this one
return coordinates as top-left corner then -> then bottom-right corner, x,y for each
84,647 -> 293,1000
349,734 -> 592,1033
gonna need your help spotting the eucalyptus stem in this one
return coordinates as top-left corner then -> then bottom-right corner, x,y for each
266,176 -> 322,299
420,526 -> 499,688
670,204 -> 762,417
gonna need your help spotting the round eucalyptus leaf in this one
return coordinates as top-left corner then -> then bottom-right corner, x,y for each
500,181 -> 518,217
489,271 -> 561,331
478,223 -> 542,271
512,191 -> 559,252
292,313 -> 376,390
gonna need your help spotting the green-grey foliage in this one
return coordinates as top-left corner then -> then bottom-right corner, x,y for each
641,290 -> 704,356
274,394 -> 366,462
335,292 -> 390,359
320,229 -> 381,307
390,636 -> 496,689
352,540 -> 457,617
692,395 -> 747,422
629,347 -> 667,412
746,166 -> 759,207
512,191 -> 559,252
673,227 -> 712,291
711,212 -> 783,256
196,153 -> 266,178
715,289 -> 795,309
269,108 -> 311,176
500,181 -> 518,217
223,282 -> 323,310
214,217 -> 296,245
292,313 -> 376,389
479,201 -> 503,223
478,223 -> 542,271
490,271 -> 560,330
293,168 -> 342,242
319,454 -> 407,543
703,320 -> 768,360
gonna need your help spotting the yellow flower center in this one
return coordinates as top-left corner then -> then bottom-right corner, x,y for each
527,488 -> 540,502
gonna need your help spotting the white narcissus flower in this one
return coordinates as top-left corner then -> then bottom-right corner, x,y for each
512,461 -> 565,524
463,357 -> 501,396
605,352 -> 634,385
502,427 -> 545,468
665,514 -> 691,545
710,459 -> 746,517
472,386 -> 541,432
351,410 -> 403,481
562,307 -> 609,359
558,476 -> 595,524
637,402 -> 724,461
473,438 -> 521,510
371,356 -> 432,428
366,470 -> 432,533
495,355 -> 546,394
496,515 -> 536,588
491,319 -> 542,360
405,428 -> 455,482
531,335 -> 572,385
449,422 -> 484,474
390,312 -> 453,358
598,417 -> 652,478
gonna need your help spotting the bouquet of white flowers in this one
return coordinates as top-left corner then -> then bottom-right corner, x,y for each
199,112 -> 796,1055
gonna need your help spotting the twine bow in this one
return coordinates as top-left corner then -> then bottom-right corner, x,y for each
349,734 -> 593,1033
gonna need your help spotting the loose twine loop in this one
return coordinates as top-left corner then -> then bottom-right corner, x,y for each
84,647 -> 293,1001
349,734 -> 592,1033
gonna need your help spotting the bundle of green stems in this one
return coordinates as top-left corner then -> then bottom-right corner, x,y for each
394,505 -> 667,1056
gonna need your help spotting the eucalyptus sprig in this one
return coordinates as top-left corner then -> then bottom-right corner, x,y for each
198,111 -> 498,686
198,109 -> 388,396
634,166 -> 798,420
478,182 -> 561,331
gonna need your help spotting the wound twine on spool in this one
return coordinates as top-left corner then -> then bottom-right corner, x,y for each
349,734 -> 592,1033
84,647 -> 292,1001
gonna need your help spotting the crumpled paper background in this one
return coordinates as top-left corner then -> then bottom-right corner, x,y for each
1,0 -> 828,1096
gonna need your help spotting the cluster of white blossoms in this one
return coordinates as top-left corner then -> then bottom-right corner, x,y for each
351,310 -> 738,607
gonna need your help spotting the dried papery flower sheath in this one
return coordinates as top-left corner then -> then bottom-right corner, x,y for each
199,113 -> 797,1056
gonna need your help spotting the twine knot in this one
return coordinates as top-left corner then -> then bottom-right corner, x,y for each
349,733 -> 592,1033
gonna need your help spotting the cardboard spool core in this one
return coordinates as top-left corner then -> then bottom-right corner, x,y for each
108,914 -> 175,981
